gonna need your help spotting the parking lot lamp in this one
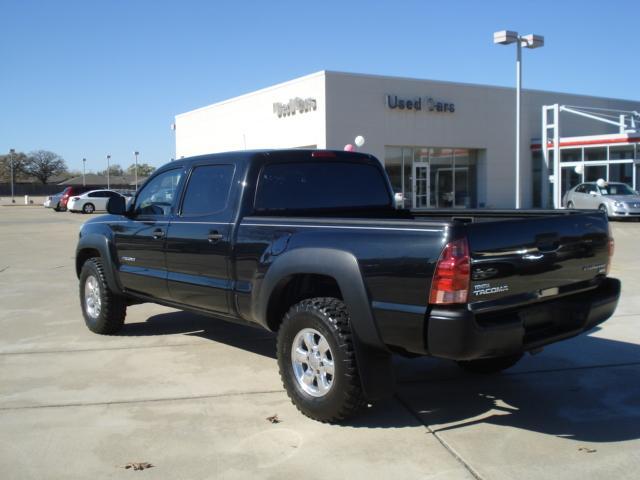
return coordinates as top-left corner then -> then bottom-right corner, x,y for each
106,154 -> 111,189
134,151 -> 139,190
9,148 -> 15,203
82,158 -> 86,186
493,30 -> 544,209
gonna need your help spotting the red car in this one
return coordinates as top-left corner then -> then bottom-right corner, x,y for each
59,186 -> 92,211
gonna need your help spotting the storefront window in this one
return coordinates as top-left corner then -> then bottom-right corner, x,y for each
384,146 -> 478,209
561,148 -> 582,162
584,164 -> 607,182
385,147 -> 403,195
609,163 -> 633,185
584,147 -> 607,162
610,145 -> 634,160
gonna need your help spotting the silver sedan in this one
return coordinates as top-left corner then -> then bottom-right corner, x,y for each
564,181 -> 640,219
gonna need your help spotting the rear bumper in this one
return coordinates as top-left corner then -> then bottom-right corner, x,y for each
426,277 -> 620,360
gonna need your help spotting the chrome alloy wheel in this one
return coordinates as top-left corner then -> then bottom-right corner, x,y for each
84,275 -> 101,319
291,328 -> 335,397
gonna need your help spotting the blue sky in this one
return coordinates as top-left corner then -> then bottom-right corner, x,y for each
2,0 -> 639,172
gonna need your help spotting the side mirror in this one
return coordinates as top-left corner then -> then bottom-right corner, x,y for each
107,196 -> 128,215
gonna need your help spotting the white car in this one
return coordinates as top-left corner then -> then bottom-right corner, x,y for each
44,191 -> 64,211
67,190 -> 125,214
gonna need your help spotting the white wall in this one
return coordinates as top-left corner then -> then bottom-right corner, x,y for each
175,70 -> 640,208
175,72 -> 326,158
324,72 -> 640,208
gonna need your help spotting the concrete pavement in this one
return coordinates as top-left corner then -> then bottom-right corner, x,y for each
1,207 -> 639,479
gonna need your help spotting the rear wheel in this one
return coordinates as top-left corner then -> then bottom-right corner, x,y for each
277,297 -> 366,423
79,258 -> 126,334
82,203 -> 95,214
457,353 -> 523,374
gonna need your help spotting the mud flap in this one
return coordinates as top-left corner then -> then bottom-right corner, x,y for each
352,333 -> 395,401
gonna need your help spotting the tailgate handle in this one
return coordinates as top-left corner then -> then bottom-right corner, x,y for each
535,234 -> 560,253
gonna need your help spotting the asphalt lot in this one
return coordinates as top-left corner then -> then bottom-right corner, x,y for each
1,207 -> 639,480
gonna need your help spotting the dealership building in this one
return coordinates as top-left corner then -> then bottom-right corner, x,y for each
175,71 -> 640,209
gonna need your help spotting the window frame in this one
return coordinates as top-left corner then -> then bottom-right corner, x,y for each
131,167 -> 185,220
177,163 -> 236,218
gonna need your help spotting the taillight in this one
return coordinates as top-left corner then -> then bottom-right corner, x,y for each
429,238 -> 470,304
606,224 -> 614,275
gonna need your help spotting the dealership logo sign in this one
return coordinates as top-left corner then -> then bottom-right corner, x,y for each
273,97 -> 317,118
386,95 -> 455,113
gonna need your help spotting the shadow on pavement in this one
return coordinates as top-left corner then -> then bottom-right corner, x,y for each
396,333 -> 640,442
118,311 -> 640,438
120,310 -> 277,359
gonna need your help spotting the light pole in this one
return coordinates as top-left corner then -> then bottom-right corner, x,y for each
133,151 -> 139,190
9,149 -> 15,203
82,158 -> 86,186
106,154 -> 111,189
493,30 -> 544,209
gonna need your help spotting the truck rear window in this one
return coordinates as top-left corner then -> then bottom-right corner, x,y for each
254,161 -> 392,211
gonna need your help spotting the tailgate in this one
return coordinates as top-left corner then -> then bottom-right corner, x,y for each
466,211 -> 610,311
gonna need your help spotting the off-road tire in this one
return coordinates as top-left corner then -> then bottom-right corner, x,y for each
79,258 -> 126,334
277,297 -> 367,423
457,353 -> 523,374
82,203 -> 95,214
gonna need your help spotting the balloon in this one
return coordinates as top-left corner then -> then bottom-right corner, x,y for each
344,144 -> 355,151
574,164 -> 584,175
596,178 -> 607,188
355,135 -> 365,147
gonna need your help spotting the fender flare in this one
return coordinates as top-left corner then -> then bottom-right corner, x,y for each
255,248 -> 394,400
76,233 -> 123,294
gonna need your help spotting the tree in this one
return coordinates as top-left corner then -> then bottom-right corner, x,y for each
126,162 -> 156,177
23,150 -> 68,184
97,164 -> 124,176
0,151 -> 29,182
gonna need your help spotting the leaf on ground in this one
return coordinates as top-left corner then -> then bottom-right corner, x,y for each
266,414 -> 281,424
122,462 -> 154,471
578,447 -> 597,453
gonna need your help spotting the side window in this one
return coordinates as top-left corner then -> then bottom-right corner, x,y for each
181,165 -> 234,216
575,184 -> 585,193
133,169 -> 183,217
88,191 -> 99,198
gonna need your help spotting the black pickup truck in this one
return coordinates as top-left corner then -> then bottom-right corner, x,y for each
76,149 -> 620,422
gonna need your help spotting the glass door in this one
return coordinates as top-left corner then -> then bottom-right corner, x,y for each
412,162 -> 429,208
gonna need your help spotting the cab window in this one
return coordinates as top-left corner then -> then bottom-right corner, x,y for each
133,169 -> 183,217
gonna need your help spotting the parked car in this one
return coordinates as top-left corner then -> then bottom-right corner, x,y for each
564,181 -> 640,219
43,191 -> 64,211
67,189 -> 125,214
76,150 -> 619,422
59,186 -> 93,211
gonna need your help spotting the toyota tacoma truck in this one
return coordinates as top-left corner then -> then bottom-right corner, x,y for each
76,149 -> 620,422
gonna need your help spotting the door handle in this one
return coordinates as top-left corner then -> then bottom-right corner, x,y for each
152,228 -> 165,240
208,231 -> 223,243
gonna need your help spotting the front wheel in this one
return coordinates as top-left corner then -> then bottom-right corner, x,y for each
82,203 -> 95,214
566,201 -> 574,209
79,258 -> 126,334
277,297 -> 367,423
599,204 -> 610,219
457,353 -> 523,374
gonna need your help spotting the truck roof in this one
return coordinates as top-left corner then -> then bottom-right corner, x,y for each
158,149 -> 378,174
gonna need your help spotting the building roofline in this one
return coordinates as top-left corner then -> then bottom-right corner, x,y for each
175,70 -> 639,120
322,70 -> 640,104
175,71 -> 327,118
